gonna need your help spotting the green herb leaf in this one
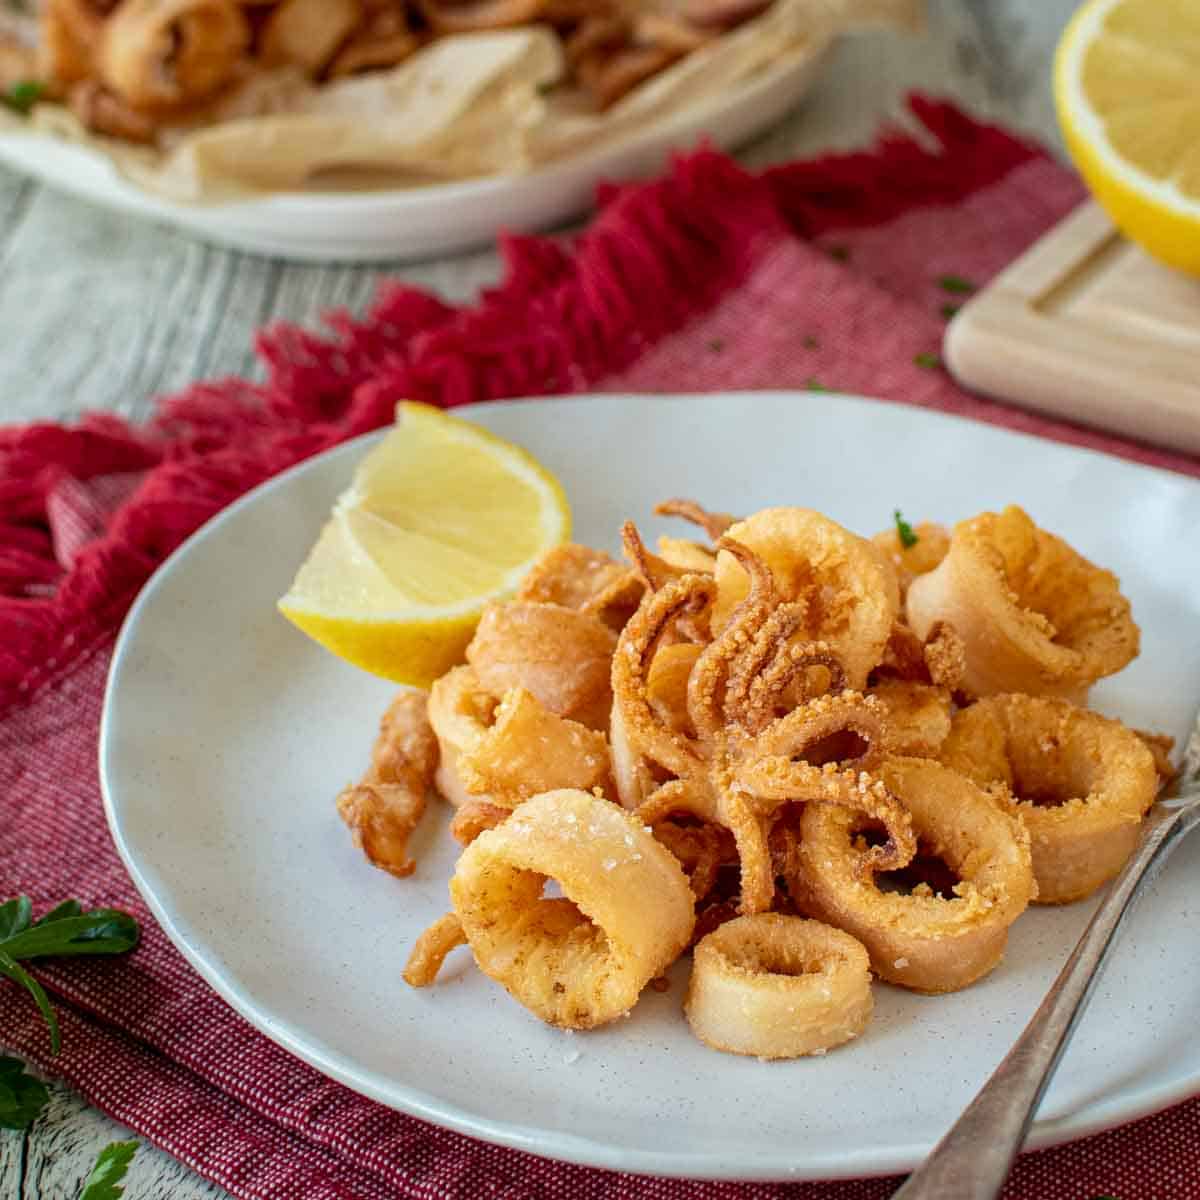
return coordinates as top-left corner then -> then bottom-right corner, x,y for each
894,509 -> 918,549
2,80 -> 44,116
940,303 -> 960,320
0,896 -> 32,942
805,377 -> 829,392
2,908 -> 140,960
828,245 -> 850,262
707,337 -> 725,353
35,900 -> 82,926
913,352 -> 941,370
802,335 -> 820,350
79,1140 -> 139,1200
0,1055 -> 50,1131
937,274 -> 975,294
0,952 -> 60,1053
0,898 -> 140,1054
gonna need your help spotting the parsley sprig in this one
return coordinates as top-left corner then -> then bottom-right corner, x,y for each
0,1055 -> 49,1130
893,509 -> 918,549
938,274 -> 975,294
79,1140 -> 139,1200
0,897 -> 140,1054
2,80 -> 44,115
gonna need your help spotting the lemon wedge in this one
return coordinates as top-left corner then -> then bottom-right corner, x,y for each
1055,0 -> 1200,276
279,402 -> 571,686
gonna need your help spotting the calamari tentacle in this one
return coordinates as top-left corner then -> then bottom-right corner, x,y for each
735,692 -> 915,873
652,819 -> 734,902
742,759 -> 916,876
654,497 -> 736,543
687,538 -> 776,740
748,691 -> 887,776
722,600 -> 806,725
638,776 -> 774,916
715,772 -> 775,915
613,574 -> 714,779
622,520 -> 685,595
742,640 -> 848,735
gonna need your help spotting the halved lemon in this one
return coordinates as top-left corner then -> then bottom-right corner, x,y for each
1055,0 -> 1200,276
279,402 -> 570,686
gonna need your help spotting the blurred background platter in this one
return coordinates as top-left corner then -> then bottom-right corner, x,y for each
0,54 -> 823,264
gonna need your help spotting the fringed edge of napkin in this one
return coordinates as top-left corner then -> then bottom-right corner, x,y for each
0,97 -> 1047,717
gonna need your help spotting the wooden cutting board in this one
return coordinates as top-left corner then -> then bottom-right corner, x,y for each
945,200 -> 1200,456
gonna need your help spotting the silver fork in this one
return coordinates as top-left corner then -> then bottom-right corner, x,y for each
892,705 -> 1200,1200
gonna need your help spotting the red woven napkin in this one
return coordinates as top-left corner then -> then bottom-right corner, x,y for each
3,98 -> 1199,1200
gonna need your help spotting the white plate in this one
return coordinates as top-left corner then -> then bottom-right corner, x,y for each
0,57 -> 819,264
101,393 -> 1200,1181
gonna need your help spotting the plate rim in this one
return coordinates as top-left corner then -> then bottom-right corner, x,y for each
99,391 -> 1200,1181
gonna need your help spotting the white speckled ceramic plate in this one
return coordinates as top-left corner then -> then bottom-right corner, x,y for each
101,393 -> 1200,1181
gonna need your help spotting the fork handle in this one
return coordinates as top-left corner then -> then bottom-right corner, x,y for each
891,799 -> 1200,1200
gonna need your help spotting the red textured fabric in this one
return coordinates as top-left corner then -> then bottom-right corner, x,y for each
3,98 -> 1200,1200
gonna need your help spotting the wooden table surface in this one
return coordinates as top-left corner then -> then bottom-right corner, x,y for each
0,2 -> 1076,1195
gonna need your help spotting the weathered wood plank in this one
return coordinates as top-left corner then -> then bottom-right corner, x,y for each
1,1077 -> 232,1199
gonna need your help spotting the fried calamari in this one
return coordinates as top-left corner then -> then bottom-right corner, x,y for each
685,914 -> 873,1059
940,695 -> 1159,903
335,690 -> 438,877
448,789 -> 695,1028
907,506 -> 1139,702
320,496 -> 1170,1060
790,758 -> 1034,992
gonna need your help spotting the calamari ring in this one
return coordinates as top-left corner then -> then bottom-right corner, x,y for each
467,601 -> 617,731
906,506 -> 1139,702
456,687 -> 611,808
791,757 -> 1034,992
450,790 -> 694,1029
712,508 -> 899,689
871,521 -> 950,599
684,914 -> 873,1059
427,665 -> 500,808
867,679 -> 952,758
939,695 -> 1159,904
99,0 -> 250,110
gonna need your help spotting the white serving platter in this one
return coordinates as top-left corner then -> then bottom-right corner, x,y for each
0,56 -> 820,263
